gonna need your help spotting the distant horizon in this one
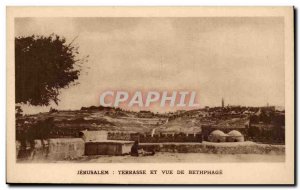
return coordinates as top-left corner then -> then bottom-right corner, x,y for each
19,102 -> 285,115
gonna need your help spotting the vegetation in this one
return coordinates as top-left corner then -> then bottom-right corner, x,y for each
15,34 -> 87,157
15,34 -> 87,106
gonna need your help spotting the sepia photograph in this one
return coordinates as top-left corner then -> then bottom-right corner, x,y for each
6,6 -> 294,184
14,16 -> 286,163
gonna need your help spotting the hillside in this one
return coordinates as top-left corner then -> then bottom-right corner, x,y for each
17,105 -> 268,137
18,107 -> 166,134
155,117 -> 201,134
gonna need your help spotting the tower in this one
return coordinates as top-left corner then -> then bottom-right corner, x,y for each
222,98 -> 224,108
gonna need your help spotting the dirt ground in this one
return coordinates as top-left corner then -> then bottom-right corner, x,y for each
59,152 -> 285,163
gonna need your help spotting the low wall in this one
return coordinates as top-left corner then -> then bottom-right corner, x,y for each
80,130 -> 108,142
48,138 -> 85,160
107,132 -> 202,143
85,140 -> 134,156
17,138 -> 85,161
139,141 -> 285,155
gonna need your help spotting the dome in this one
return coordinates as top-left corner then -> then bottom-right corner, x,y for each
210,130 -> 226,136
227,130 -> 242,136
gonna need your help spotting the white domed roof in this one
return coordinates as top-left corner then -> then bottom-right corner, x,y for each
227,130 -> 242,136
210,130 -> 226,136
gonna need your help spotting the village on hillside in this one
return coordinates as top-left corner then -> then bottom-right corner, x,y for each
15,99 -> 285,162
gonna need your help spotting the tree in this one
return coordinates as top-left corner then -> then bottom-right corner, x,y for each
15,34 -> 88,106
15,106 -> 23,118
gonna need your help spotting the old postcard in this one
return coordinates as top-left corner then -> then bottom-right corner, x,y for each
6,7 -> 294,184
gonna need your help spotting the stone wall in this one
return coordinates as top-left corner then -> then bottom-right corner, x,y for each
17,138 -> 85,161
80,130 -> 108,142
107,132 -> 131,141
107,132 -> 202,143
85,141 -> 134,155
48,138 -> 85,160
139,141 -> 285,155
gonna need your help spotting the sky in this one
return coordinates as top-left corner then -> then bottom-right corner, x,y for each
15,17 -> 285,114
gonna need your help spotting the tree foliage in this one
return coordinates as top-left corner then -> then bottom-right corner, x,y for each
15,106 -> 23,117
15,34 -> 87,106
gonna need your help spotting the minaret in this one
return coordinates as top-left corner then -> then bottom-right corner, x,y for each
222,98 -> 224,108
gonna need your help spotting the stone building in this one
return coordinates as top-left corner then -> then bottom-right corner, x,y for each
207,129 -> 245,143
226,130 -> 245,142
208,130 -> 227,142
